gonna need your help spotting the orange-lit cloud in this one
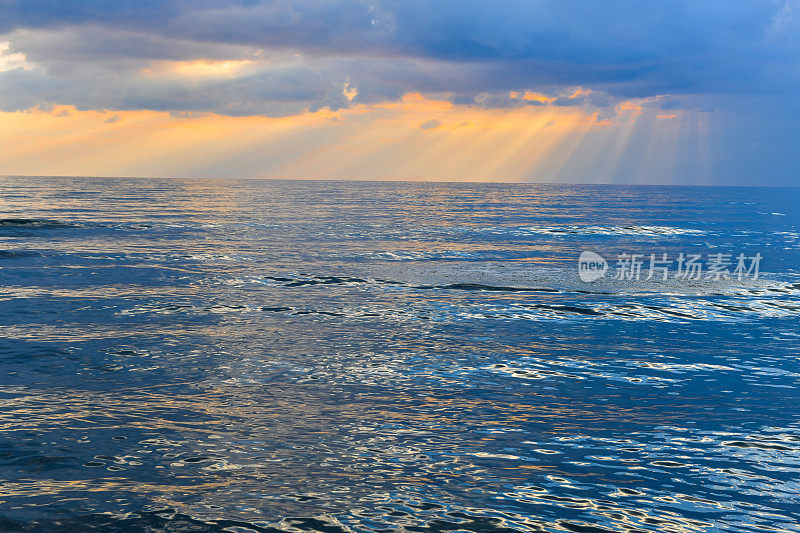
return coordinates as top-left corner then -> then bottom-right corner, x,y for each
143,59 -> 259,79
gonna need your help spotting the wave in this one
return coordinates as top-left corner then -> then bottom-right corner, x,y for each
360,263 -> 791,297
0,218 -> 80,229
474,224 -> 708,237
110,266 -> 800,324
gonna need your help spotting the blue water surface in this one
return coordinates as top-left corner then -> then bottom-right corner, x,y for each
1,177 -> 799,532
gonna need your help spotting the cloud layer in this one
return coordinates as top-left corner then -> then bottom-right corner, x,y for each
1,1 -> 799,184
2,1 -> 799,116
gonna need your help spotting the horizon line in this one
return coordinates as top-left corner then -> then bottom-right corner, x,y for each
2,174 -> 799,189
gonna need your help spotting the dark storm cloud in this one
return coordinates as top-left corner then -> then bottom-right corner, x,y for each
0,0 -> 799,114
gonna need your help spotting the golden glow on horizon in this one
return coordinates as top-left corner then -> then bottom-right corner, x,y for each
0,95 -> 708,183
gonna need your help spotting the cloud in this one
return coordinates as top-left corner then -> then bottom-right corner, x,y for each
0,0 -> 797,117
0,1 -> 799,185
418,118 -> 441,130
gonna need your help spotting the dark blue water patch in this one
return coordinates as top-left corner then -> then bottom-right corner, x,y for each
0,249 -> 45,259
0,218 -> 80,229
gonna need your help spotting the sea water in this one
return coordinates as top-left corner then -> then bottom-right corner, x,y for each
1,177 -> 799,531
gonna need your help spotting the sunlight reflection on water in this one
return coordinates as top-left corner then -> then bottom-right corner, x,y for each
0,177 -> 799,532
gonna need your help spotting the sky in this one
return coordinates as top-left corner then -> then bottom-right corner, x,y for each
0,1 -> 799,185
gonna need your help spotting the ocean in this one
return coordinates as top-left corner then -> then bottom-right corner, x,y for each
1,177 -> 799,531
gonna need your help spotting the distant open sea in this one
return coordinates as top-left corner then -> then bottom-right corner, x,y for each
1,177 -> 799,532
